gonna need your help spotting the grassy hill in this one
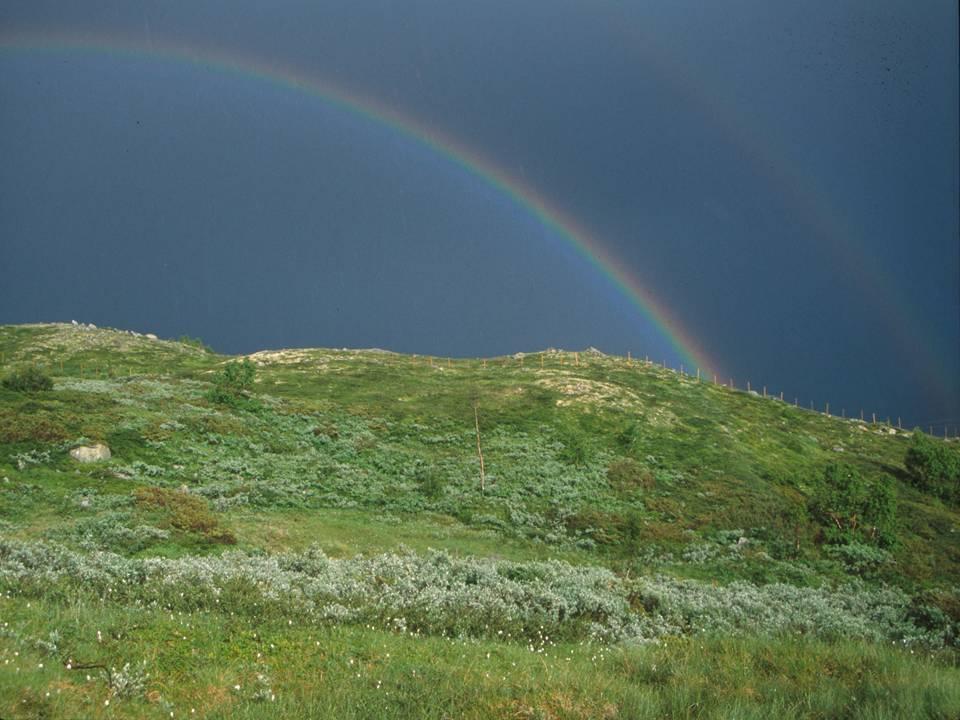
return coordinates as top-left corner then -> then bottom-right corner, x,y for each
1,322 -> 958,719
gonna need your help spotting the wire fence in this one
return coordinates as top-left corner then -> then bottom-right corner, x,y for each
1,342 -> 957,441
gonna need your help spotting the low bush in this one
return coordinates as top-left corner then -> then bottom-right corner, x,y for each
134,487 -> 236,544
0,409 -> 67,442
824,542 -> 895,577
0,539 -> 953,648
558,434 -> 591,467
607,458 -> 654,493
1,366 -> 53,392
60,511 -> 170,553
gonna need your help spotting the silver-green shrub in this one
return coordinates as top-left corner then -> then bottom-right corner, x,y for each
0,539 -> 952,647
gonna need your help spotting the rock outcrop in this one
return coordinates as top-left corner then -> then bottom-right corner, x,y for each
69,443 -> 112,463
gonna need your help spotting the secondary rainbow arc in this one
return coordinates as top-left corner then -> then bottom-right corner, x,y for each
0,30 -> 718,376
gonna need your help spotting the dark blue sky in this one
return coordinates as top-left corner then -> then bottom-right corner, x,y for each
1,0 -> 957,430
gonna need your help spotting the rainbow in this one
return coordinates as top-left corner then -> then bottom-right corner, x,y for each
608,14 -> 955,402
0,29 -> 718,376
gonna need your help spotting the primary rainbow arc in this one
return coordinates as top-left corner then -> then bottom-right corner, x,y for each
0,30 -> 718,376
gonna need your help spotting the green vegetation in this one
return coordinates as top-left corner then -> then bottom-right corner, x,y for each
906,431 -> 960,504
133,486 -> 237,545
0,322 -> 958,718
205,358 -> 257,407
808,463 -> 897,547
176,335 -> 214,353
1,365 -> 53,392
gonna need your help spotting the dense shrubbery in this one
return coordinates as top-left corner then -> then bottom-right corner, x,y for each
630,574 -> 951,646
1,365 -> 53,392
808,463 -> 897,547
0,540 -> 953,647
824,542 -> 895,578
905,431 -> 960,504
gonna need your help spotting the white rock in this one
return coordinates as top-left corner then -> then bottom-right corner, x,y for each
71,320 -> 78,326
146,333 -> 158,340
69,444 -> 111,463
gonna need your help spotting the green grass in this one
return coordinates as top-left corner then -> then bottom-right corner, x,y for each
227,507 -> 594,563
2,597 -> 958,719
1,322 -> 959,717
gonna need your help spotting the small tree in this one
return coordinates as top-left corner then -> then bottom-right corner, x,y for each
206,359 -> 256,406
808,463 -> 896,547
177,335 -> 213,353
905,431 -> 960,503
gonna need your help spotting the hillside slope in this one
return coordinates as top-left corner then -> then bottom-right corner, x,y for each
1,322 -> 959,719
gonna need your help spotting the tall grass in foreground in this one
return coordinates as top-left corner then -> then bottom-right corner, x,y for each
1,597 -> 958,719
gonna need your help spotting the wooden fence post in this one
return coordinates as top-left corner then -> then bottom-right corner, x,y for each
474,404 -> 485,496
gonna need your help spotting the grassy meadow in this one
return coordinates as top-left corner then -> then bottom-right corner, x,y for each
1,322 -> 958,718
